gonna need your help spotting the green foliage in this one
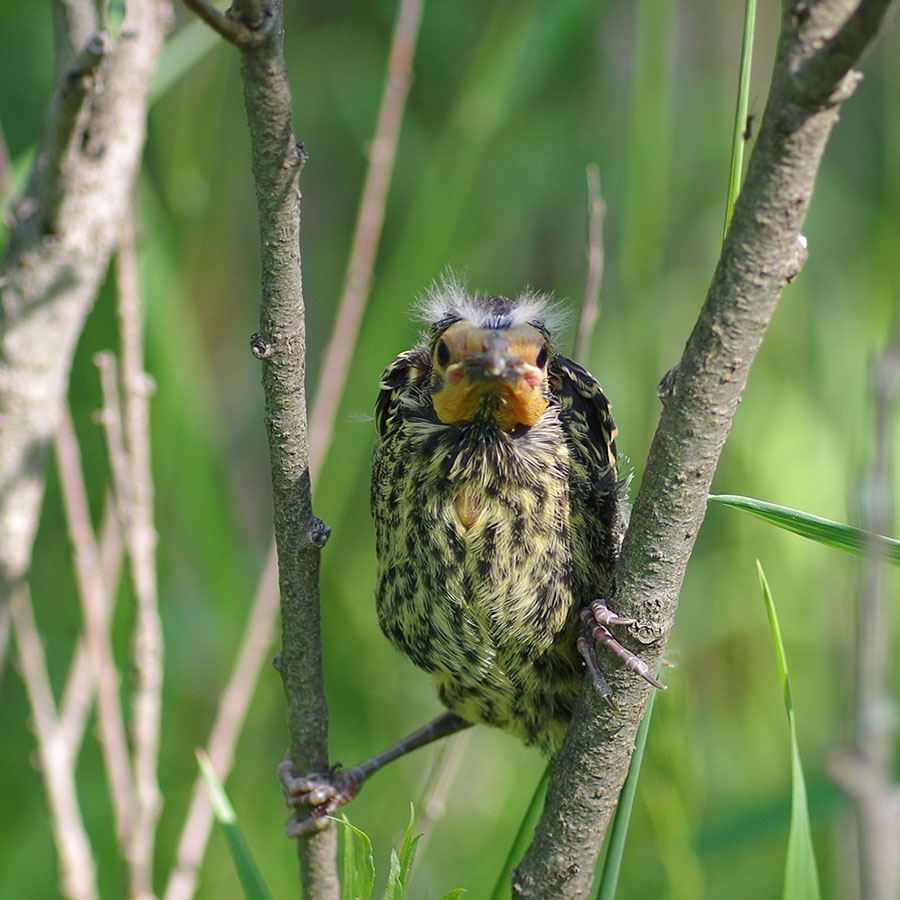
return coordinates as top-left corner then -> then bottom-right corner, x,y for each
336,808 -> 463,900
709,494 -> 900,564
338,816 -> 377,900
756,563 -> 822,900
197,751 -> 274,900
723,0 -> 757,236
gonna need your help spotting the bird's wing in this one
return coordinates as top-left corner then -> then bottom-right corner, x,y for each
375,348 -> 431,438
551,356 -> 618,473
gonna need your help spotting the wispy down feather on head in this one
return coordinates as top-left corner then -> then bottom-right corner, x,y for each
416,272 -> 569,342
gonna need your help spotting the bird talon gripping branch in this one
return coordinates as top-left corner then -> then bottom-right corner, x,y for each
278,758 -> 363,835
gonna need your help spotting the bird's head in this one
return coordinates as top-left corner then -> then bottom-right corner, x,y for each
421,286 -> 559,432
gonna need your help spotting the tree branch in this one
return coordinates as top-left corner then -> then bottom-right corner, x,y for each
0,0 -> 169,616
512,0 -> 897,895
183,0 -> 338,894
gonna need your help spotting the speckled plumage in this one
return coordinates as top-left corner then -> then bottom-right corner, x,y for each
371,289 -> 624,754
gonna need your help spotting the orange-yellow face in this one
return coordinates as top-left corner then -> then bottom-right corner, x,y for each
430,320 -> 550,431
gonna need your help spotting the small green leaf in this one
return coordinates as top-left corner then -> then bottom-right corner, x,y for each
757,562 -> 822,900
436,891 -> 467,900
196,750 -> 273,900
336,815 -> 376,900
723,0 -> 757,237
384,803 -> 421,899
709,494 -> 900,565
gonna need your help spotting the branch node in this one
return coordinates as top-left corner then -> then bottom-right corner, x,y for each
831,68 -> 864,104
786,232 -> 810,283
656,366 -> 678,402
249,332 -> 275,358
309,517 -> 330,549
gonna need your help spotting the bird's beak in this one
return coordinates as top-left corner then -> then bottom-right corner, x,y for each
459,331 -> 526,384
434,326 -> 548,430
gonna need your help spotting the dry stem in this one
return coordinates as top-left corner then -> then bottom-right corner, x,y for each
55,408 -> 135,846
116,203 -> 164,900
831,311 -> 900,899
573,164 -> 606,362
11,586 -> 98,900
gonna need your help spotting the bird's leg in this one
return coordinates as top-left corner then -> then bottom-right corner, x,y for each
577,599 -> 666,703
279,711 -> 472,836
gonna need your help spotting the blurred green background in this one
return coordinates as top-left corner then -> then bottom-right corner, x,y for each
1,1 -> 898,897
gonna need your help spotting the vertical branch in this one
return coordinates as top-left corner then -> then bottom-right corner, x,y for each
55,408 -> 136,846
10,587 -> 99,900
179,0 -> 338,892
116,204 -> 164,900
169,0 -> 423,890
831,313 -> 900,900
59,490 -> 124,750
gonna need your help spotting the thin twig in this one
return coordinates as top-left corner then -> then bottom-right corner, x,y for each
93,352 -> 132,520
59,490 -> 124,748
162,543 -> 279,900
181,0 -> 262,47
55,406 -> 135,846
573,164 -> 606,363
831,309 -> 900,900
11,586 -> 99,900
308,0 -> 425,483
116,204 -> 164,900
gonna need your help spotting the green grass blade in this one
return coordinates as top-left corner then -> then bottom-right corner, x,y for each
195,750 -> 273,900
756,562 -> 821,900
383,804 -> 421,900
709,494 -> 900,565
723,0 -> 757,237
336,815 -> 376,900
488,763 -> 552,900
593,685 -> 658,900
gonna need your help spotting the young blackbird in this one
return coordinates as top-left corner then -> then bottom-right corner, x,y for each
281,280 -> 661,833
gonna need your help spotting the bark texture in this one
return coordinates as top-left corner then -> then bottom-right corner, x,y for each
0,0 -> 170,605
236,4 -> 339,897
512,1 -> 896,896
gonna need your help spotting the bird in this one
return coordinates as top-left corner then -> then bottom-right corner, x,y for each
281,278 -> 662,832
370,278 -> 661,754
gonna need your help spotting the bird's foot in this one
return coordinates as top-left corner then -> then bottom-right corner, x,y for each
278,759 -> 364,837
577,599 -> 666,705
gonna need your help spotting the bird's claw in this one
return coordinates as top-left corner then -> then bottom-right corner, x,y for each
578,598 -> 666,698
279,760 -> 362,837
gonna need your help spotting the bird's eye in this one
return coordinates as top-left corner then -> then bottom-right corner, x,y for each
436,339 -> 450,367
536,345 -> 548,368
